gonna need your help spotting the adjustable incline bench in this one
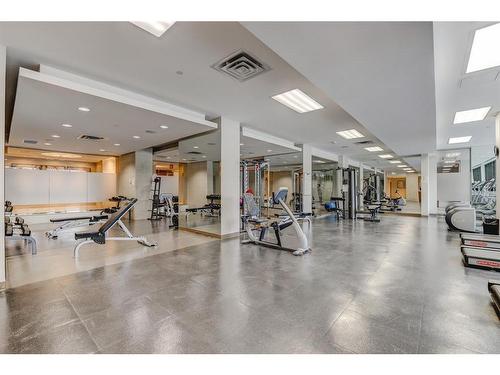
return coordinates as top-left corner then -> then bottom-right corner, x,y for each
46,214 -> 109,239
73,198 -> 156,257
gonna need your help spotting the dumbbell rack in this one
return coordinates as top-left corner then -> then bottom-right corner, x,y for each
5,213 -> 37,255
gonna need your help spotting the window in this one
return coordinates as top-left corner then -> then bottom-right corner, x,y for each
472,167 -> 481,182
484,160 -> 496,181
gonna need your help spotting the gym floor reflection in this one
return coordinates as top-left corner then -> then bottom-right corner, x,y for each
1,215 -> 500,353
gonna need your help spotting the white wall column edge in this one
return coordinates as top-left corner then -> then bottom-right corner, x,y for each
496,114 -> 500,219
0,45 -> 6,288
220,118 -> 240,236
302,144 -> 313,214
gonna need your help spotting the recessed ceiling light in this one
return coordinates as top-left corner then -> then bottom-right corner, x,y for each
202,155 -> 207,158
448,136 -> 472,144
133,136 -> 141,139
160,125 -> 169,129
99,149 -> 106,152
51,135 -> 60,138
113,143 -> 120,146
182,158 -> 187,161
240,143 -> 244,146
130,21 -> 175,38
313,160 -> 326,164
365,146 -> 383,152
397,165 -> 407,168
466,23 -> 500,73
267,149 -> 272,152
446,152 -> 461,158
193,146 -> 199,149
453,107 -> 491,124
293,155 -> 298,158
44,143 -> 52,146
444,160 -> 456,164
271,89 -> 323,113
389,160 -> 401,164
166,156 -> 171,159
391,172 -> 396,175
78,107 -> 90,112
336,129 -> 364,139
407,171 -> 416,173
378,154 -> 393,159
61,123 -> 72,128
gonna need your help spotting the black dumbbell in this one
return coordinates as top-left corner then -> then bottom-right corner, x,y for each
15,216 -> 24,225
5,216 -> 10,224
20,224 -> 31,236
5,223 -> 13,236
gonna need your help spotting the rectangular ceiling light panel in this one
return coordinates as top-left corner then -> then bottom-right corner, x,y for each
448,136 -> 472,144
389,160 -> 401,164
453,107 -> 491,124
272,89 -> 323,113
467,23 -> 500,73
365,146 -> 383,152
131,21 -> 175,37
378,154 -> 393,159
336,129 -> 364,139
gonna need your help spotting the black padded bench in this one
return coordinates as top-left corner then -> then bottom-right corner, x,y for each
488,281 -> 500,317
73,198 -> 156,257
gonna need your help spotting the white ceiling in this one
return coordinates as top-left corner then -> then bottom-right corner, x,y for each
154,130 -> 301,163
243,22 -> 437,157
433,22 -> 500,150
0,21 -> 400,170
10,67 -> 216,155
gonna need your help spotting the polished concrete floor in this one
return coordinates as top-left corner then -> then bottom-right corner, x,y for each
1,215 -> 500,354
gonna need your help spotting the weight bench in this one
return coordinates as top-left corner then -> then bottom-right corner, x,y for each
46,214 -> 108,239
73,198 -> 156,257
488,281 -> 500,318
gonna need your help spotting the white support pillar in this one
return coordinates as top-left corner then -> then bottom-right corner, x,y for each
358,164 -> 364,210
0,45 -> 5,290
302,144 -> 312,214
206,161 -> 214,195
220,117 -> 240,237
496,113 -> 500,220
133,148 -> 153,220
421,153 -> 437,216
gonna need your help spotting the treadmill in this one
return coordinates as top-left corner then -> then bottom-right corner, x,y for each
460,233 -> 500,271
488,281 -> 500,317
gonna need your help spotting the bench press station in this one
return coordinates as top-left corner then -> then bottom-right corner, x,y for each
73,198 -> 156,257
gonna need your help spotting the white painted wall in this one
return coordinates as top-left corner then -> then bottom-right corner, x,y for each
271,171 -> 293,198
1,45 -> 5,288
185,161 -> 208,208
437,157 -> 471,206
5,169 -> 116,205
406,173 -> 419,202
158,175 -> 179,195
220,117 -> 240,236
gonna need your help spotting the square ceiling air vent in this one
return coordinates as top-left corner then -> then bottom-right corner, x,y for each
354,140 -> 374,145
77,134 -> 105,141
212,50 -> 271,82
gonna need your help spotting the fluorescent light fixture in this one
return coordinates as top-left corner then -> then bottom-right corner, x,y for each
78,107 -> 90,112
378,154 -> 393,159
444,160 -> 456,164
51,135 -> 60,138
99,149 -> 106,152
314,160 -> 326,164
240,143 -> 244,146
133,135 -> 141,139
336,129 -> 364,139
44,143 -> 52,146
61,124 -> 72,128
446,152 -> 461,158
272,89 -> 323,114
202,155 -> 207,158
391,172 -> 396,175
453,107 -> 490,124
365,146 -> 383,152
397,165 -> 407,168
267,149 -> 273,152
389,160 -> 401,164
448,136 -> 472,144
160,125 -> 169,129
407,171 -> 415,173
193,146 -> 199,149
113,143 -> 120,146
41,152 -> 81,159
131,21 -> 175,38
466,23 -> 500,73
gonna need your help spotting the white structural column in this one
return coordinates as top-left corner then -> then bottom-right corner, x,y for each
421,153 -> 437,216
134,148 -> 153,220
496,113 -> 500,219
206,161 -> 214,195
302,144 -> 313,214
358,164 -> 364,210
0,46 -> 5,290
220,117 -> 240,237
